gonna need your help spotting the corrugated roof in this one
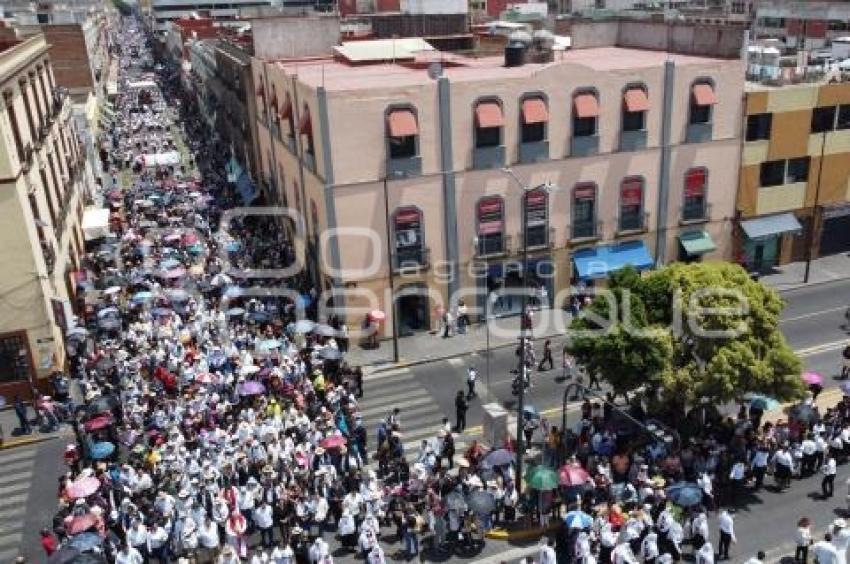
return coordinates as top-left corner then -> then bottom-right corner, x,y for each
333,38 -> 435,63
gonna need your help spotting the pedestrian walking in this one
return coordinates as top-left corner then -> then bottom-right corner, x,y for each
797,517 -> 813,563
823,454 -> 838,498
455,391 -> 468,432
832,519 -> 850,564
814,533 -> 838,564
717,508 -> 736,561
466,366 -> 477,399
538,339 -> 553,371
13,396 -> 31,434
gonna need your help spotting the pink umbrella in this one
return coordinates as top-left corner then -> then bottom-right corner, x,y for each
182,233 -> 199,245
161,267 -> 186,279
66,513 -> 98,535
320,435 -> 347,449
195,372 -> 214,384
802,371 -> 823,385
84,414 -> 113,432
66,477 -> 101,499
559,465 -> 590,487
369,310 -> 386,321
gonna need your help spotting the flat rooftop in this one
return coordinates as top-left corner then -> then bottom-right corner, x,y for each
275,46 -> 731,91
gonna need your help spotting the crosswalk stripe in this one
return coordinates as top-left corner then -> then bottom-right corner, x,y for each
0,448 -> 38,464
358,394 -> 432,418
0,470 -> 33,489
363,368 -> 413,382
0,493 -> 29,509
361,402 -> 444,426
0,459 -> 37,475
0,532 -> 23,550
360,378 -> 422,397
0,478 -> 34,497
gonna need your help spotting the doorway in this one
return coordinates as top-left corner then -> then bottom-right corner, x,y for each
397,284 -> 430,336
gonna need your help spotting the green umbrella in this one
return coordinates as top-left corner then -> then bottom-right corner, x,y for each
525,465 -> 559,490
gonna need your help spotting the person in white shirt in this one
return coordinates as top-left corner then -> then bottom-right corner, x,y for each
692,512 -> 710,549
696,540 -> 715,564
814,533 -> 839,564
823,455 -> 838,498
612,538 -> 639,564
254,499 -> 275,548
717,508 -> 736,560
198,515 -> 220,562
642,531 -> 660,563
368,543 -> 386,564
309,536 -> 331,563
538,537 -> 557,564
832,519 -> 850,564
115,542 -> 144,564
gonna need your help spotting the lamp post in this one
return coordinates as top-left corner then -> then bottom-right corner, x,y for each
501,167 -> 551,491
383,173 -> 401,363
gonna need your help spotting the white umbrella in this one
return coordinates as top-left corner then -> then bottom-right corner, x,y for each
240,365 -> 260,376
103,286 -> 122,295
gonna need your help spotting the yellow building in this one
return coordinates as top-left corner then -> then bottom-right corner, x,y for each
0,35 -> 87,398
738,81 -> 850,271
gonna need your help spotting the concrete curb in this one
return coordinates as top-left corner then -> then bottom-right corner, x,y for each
1,433 -> 58,450
772,275 -> 850,294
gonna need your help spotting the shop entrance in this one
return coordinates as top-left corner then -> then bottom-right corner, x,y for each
484,257 -> 553,317
820,214 -> 850,257
396,284 -> 430,336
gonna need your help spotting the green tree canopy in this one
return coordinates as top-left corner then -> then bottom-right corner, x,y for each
568,262 -> 804,405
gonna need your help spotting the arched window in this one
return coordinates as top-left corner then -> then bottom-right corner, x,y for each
683,168 -> 707,221
689,79 -> 716,125
622,84 -> 648,132
523,188 -> 549,248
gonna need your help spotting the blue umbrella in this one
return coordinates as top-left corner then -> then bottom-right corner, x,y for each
666,482 -> 703,507
160,258 -> 181,270
745,394 -> 780,411
563,510 -> 593,529
225,241 -> 242,252
151,308 -> 172,317
89,441 -> 115,460
167,289 -> 190,302
68,532 -> 104,551
131,291 -> 154,303
482,448 -> 514,467
223,286 -> 244,298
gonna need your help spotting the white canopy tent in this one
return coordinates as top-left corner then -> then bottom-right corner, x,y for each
127,80 -> 157,89
82,208 -> 111,241
142,151 -> 181,167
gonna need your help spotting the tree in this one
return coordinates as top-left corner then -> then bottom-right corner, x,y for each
567,262 -> 804,406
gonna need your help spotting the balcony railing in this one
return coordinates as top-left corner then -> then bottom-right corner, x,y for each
472,145 -> 505,170
681,201 -> 712,224
393,246 -> 430,272
570,219 -> 602,241
521,226 -> 556,250
618,211 -> 649,233
475,233 -> 512,258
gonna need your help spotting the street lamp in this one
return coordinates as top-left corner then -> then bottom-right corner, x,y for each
501,166 -> 552,491
382,171 -> 403,363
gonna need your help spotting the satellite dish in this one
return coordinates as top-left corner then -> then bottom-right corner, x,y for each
427,62 -> 443,80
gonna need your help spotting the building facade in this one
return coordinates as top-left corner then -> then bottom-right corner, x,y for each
754,1 -> 850,50
0,34 -> 87,397
252,22 -> 745,334
737,81 -> 850,271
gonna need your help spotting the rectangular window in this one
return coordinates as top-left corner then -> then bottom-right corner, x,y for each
524,190 -> 548,247
759,160 -> 786,186
394,208 -> 424,267
619,178 -> 644,231
622,88 -> 648,132
811,106 -> 836,133
0,333 -> 33,384
387,109 -> 419,159
4,98 -> 25,162
746,113 -> 772,141
786,157 -> 810,183
572,184 -> 596,239
683,169 -> 707,221
477,197 -> 504,255
623,109 -> 645,132
837,105 -> 850,130
690,83 -> 716,124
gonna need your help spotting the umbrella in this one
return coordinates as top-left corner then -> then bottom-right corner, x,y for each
314,324 -> 336,337
86,395 -> 118,416
47,546 -> 81,564
790,403 -> 818,423
257,339 -> 282,351
83,414 -> 113,432
295,294 -> 313,309
66,477 -> 101,499
188,242 -> 204,254
523,405 -> 540,419
318,348 -> 343,361
482,448 -> 514,468
66,514 -> 98,535
89,441 -> 115,460
161,267 -> 186,279
666,482 -> 703,507
563,509 -> 593,529
369,310 -> 386,321
210,273 -> 233,286
745,393 -> 780,411
167,288 -> 191,302
525,466 -> 559,490
96,307 -> 119,318
559,465 -> 591,487
445,492 -> 467,512
466,490 -> 496,514
802,371 -> 823,386
151,307 -> 172,317
68,531 -> 104,551
160,258 -> 181,270
182,233 -> 199,245
249,311 -> 271,323
238,380 -> 265,396
227,307 -> 245,317
131,291 -> 154,303
320,435 -> 347,449
103,286 -> 122,295
293,319 -> 316,333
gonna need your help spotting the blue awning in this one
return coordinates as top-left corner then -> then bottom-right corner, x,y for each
236,172 -> 257,205
740,213 -> 802,241
572,241 -> 655,280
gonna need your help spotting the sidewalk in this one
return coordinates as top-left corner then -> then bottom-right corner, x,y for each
0,406 -> 62,450
346,308 -> 572,369
757,253 -> 850,290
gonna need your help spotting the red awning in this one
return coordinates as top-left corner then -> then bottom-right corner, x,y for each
475,102 -> 504,128
573,93 -> 599,118
623,88 -> 649,112
521,98 -> 548,124
279,95 -> 292,120
298,109 -> 312,135
387,109 -> 418,137
692,83 -> 717,106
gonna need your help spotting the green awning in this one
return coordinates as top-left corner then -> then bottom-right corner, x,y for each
679,230 -> 716,256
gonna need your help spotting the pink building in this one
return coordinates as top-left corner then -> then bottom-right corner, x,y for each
251,21 -> 745,335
